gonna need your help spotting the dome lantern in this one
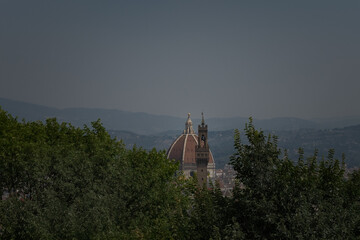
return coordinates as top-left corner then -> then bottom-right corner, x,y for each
184,113 -> 195,134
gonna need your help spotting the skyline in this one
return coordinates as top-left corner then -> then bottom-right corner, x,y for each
1,1 -> 359,119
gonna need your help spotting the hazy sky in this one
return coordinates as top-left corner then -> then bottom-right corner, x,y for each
1,0 -> 359,118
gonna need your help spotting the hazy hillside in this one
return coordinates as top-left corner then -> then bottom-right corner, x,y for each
2,97 -> 360,168
110,126 -> 360,169
206,117 -> 320,131
276,125 -> 360,168
0,98 -> 184,135
2,97 -> 360,134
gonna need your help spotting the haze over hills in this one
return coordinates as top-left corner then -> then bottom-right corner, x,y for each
0,97 -> 184,135
109,125 -> 360,169
1,97 -> 360,168
2,97 -> 360,134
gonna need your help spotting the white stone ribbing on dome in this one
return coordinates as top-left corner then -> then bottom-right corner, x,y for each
182,134 -> 188,164
166,134 -> 184,159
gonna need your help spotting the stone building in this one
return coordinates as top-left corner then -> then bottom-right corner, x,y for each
167,113 -> 215,182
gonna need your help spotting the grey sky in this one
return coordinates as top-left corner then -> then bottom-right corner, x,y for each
1,0 -> 359,118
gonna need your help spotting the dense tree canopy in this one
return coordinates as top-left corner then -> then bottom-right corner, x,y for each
1,109 -> 360,239
228,119 -> 360,239
0,108 -> 190,239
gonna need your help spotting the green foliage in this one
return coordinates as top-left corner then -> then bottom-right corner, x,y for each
0,108 -> 190,239
2,109 -> 360,240
188,179 -> 242,240
229,118 -> 360,239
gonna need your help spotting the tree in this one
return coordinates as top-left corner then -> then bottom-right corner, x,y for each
0,108 -> 191,239
229,118 -> 360,239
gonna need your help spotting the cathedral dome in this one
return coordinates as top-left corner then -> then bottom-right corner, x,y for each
167,113 -> 215,179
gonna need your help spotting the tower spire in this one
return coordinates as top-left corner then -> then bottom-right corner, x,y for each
196,112 -> 209,186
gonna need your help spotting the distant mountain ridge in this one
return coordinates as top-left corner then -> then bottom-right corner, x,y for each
109,125 -> 360,169
1,97 -> 360,134
0,97 -> 184,135
2,97 -> 360,168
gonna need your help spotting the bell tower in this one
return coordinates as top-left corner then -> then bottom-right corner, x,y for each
195,112 -> 209,186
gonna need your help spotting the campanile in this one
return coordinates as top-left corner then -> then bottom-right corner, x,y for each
195,113 -> 209,186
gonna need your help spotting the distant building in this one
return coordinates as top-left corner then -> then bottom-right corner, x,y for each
215,164 -> 236,196
167,113 -> 215,183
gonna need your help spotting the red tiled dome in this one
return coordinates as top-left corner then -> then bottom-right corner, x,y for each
167,134 -> 215,165
167,113 -> 215,178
